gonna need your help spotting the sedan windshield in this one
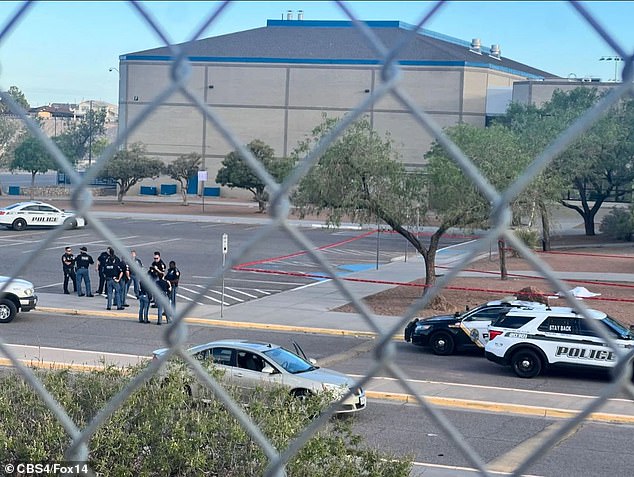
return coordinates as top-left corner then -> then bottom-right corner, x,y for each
263,347 -> 315,374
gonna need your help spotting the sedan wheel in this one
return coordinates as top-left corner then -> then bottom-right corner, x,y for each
12,218 -> 27,231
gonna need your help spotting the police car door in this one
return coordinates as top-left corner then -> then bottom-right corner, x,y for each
38,204 -> 64,226
21,205 -> 41,226
460,306 -> 508,348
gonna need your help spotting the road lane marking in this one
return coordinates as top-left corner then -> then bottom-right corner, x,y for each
487,421 -> 580,473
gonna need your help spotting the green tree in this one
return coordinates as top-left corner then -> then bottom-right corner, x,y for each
503,87 -> 634,236
11,136 -> 56,199
294,116 -> 452,288
165,152 -> 201,206
0,86 -> 30,114
98,143 -> 164,203
56,108 -> 107,165
216,139 -> 294,213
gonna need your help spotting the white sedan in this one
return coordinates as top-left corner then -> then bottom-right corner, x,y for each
153,339 -> 367,414
0,201 -> 86,231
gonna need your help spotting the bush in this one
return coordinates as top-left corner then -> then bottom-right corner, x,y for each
599,207 -> 634,241
0,364 -> 410,477
510,228 -> 540,256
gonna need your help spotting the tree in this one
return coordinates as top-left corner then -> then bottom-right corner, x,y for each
11,136 -> 56,199
426,123 -> 536,280
502,88 -> 634,236
0,86 -> 30,114
98,143 -> 164,203
165,152 -> 201,205
55,108 -> 107,165
294,116 -> 457,288
216,139 -> 294,212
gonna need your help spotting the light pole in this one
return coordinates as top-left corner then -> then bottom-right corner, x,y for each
88,100 -> 93,166
108,67 -> 119,73
599,56 -> 623,82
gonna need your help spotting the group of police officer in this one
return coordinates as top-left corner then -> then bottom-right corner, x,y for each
61,246 -> 181,325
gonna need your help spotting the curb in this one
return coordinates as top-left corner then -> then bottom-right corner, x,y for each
365,391 -> 634,424
37,307 -> 381,338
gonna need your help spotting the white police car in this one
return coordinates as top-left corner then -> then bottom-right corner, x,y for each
485,306 -> 634,378
0,201 -> 86,231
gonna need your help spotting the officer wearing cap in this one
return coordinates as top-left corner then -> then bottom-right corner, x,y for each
75,246 -> 95,297
61,246 -> 77,295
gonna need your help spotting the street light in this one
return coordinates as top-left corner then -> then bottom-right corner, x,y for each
108,67 -> 119,73
599,56 -> 623,82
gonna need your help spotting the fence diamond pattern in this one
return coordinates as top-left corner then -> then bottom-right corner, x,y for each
1,1 -> 633,476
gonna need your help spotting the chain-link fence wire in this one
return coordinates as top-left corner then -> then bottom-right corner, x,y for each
1,0 -> 633,475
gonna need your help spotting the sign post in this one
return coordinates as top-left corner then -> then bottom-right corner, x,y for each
221,233 -> 228,317
198,170 -> 208,213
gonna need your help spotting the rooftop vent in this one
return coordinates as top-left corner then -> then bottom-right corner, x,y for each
298,10 -> 304,20
470,38 -> 482,54
286,10 -> 293,20
490,44 -> 501,59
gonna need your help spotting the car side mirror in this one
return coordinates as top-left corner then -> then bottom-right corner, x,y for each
261,365 -> 275,374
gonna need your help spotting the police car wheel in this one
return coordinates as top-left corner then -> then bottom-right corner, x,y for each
430,332 -> 455,356
64,218 -> 77,229
0,299 -> 17,323
511,349 -> 542,378
12,218 -> 27,231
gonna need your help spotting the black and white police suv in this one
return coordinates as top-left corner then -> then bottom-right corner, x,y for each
485,306 -> 634,378
404,299 -> 547,355
0,201 -> 86,231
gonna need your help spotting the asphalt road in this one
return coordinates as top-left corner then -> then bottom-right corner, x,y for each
0,217 -> 468,306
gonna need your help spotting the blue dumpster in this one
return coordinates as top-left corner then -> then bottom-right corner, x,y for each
160,184 -> 177,195
203,187 -> 220,197
140,186 -> 157,195
8,186 -> 20,195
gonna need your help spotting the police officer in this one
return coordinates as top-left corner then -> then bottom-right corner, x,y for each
155,276 -> 171,325
129,249 -> 143,298
165,260 -> 180,309
103,249 -> 124,310
75,246 -> 95,297
118,257 -> 131,307
95,247 -> 111,296
138,269 -> 153,324
61,246 -> 77,295
149,251 -> 166,307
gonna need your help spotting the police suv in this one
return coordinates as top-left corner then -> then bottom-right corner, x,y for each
0,275 -> 37,323
404,299 -> 547,355
485,306 -> 634,378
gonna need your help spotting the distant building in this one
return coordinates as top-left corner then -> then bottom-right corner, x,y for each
117,19 -> 557,185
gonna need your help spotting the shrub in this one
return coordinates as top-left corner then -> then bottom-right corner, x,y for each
599,207 -> 634,241
0,364 -> 410,477
510,228 -> 540,256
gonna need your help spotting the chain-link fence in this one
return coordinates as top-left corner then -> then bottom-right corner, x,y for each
1,1 -> 633,476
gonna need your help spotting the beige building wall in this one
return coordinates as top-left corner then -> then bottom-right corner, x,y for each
121,60 -> 535,195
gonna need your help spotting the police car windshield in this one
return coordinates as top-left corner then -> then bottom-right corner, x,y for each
263,347 -> 316,374
603,316 -> 633,339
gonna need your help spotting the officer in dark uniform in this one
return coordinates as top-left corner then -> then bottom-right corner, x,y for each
96,247 -> 111,295
103,249 -> 124,310
155,276 -> 171,325
61,247 -> 77,295
75,246 -> 95,297
149,251 -> 166,307
165,260 -> 180,308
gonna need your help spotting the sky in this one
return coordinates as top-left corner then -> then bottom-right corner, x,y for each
0,1 -> 632,106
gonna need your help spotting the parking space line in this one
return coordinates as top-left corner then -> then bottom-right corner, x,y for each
224,287 -> 258,298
